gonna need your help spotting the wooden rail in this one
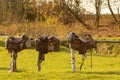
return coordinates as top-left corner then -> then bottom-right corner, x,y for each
0,36 -> 120,43
0,36 -> 8,38
60,39 -> 120,43
95,40 -> 120,43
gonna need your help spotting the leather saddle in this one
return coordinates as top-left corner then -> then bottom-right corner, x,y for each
68,32 -> 89,43
79,37 -> 89,43
8,36 -> 23,43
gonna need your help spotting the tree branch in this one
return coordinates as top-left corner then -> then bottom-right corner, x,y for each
107,0 -> 118,23
63,3 -> 92,30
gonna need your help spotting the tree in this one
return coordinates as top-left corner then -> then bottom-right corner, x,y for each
58,0 -> 92,29
95,0 -> 102,27
118,7 -> 120,22
107,0 -> 119,24
0,0 -> 27,23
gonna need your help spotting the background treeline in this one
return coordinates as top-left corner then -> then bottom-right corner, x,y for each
0,0 -> 120,38
0,0 -> 86,37
0,0 -> 76,24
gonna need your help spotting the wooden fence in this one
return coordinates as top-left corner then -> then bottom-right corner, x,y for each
95,40 -> 120,43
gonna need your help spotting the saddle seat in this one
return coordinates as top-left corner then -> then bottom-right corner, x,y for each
79,37 -> 89,43
8,36 -> 22,43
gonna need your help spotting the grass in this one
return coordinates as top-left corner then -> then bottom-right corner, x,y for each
0,38 -> 120,80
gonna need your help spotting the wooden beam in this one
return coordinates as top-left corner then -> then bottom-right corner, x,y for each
1,36 -> 120,43
95,40 -> 120,43
60,39 -> 120,43
69,43 -> 76,72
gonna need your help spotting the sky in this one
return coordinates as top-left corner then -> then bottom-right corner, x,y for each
35,0 -> 120,14
81,0 -> 120,14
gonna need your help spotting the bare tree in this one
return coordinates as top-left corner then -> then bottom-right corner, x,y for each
95,0 -> 102,27
0,0 -> 27,23
117,7 -> 120,22
107,0 -> 119,24
60,0 -> 92,29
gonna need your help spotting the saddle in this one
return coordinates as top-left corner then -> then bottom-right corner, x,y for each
79,37 -> 89,43
68,32 -> 89,43
8,36 -> 23,43
5,36 -> 27,50
35,36 -> 48,54
68,32 -> 97,54
48,36 -> 60,52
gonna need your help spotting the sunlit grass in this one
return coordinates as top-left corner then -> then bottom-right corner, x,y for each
0,47 -> 120,79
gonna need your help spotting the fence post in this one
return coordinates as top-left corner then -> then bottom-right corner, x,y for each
69,44 -> 76,72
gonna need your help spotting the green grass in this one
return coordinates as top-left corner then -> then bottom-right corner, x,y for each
0,38 -> 120,80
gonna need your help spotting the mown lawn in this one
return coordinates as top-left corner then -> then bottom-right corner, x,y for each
0,38 -> 120,80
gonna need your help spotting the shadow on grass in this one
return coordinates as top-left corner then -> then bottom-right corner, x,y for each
15,70 -> 27,73
0,40 -> 5,47
0,67 -> 27,73
60,46 -> 70,53
81,71 -> 120,75
94,53 -> 118,58
0,67 -> 9,70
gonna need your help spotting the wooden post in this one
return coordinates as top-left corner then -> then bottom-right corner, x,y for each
91,51 -> 92,68
37,61 -> 41,72
69,44 -> 76,72
37,52 -> 41,72
10,50 -> 17,72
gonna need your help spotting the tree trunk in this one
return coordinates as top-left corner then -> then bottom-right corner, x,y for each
64,3 -> 92,30
107,0 -> 118,23
95,0 -> 102,27
60,0 -> 64,7
117,7 -> 120,22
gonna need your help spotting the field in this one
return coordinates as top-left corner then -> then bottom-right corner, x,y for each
0,38 -> 120,80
